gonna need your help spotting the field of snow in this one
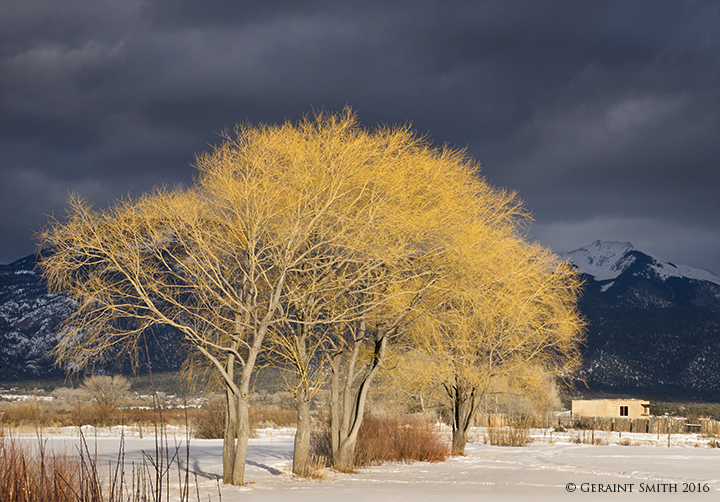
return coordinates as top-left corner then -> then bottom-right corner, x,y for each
17,426 -> 720,501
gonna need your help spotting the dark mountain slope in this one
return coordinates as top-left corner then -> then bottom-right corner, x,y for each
565,241 -> 720,400
0,255 -> 184,380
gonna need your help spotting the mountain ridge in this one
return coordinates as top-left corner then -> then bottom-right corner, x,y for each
0,255 -> 184,380
1,243 -> 718,400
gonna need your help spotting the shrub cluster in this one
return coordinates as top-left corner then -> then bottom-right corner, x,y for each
0,426 -> 205,502
0,400 -> 190,430
0,433 -> 86,502
250,407 -> 297,429
0,393 -> 299,439
311,412 -> 450,468
189,396 -> 225,439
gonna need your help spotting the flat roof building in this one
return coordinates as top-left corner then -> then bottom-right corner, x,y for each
572,399 -> 650,419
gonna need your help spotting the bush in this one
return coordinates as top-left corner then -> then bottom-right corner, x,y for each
191,396 -> 225,439
0,402 -> 46,428
484,426 -> 533,447
250,407 -> 297,428
71,403 -> 119,427
0,425 -> 204,502
311,412 -> 450,468
50,386 -> 90,404
81,375 -> 130,407
0,397 -> 194,430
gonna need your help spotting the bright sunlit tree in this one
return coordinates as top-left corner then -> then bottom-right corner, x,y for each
38,108 -> 584,481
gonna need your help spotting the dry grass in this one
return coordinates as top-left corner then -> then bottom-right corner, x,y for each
1,396 -> 298,441
0,400 -> 193,431
290,455 -> 332,480
250,407 -> 297,428
484,426 -> 533,447
190,397 -> 297,439
0,428 -> 127,502
0,422 -> 209,502
311,412 -> 450,469
567,430 -> 608,445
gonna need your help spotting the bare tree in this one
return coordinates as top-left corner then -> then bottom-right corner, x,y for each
309,124 -> 531,471
253,110 -> 525,473
80,375 -> 131,407
39,187 -> 266,485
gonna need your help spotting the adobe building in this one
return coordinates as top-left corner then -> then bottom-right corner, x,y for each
572,399 -> 650,419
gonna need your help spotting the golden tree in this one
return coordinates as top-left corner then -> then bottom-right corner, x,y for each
39,110 -> 394,484
38,108 -> 583,481
399,241 -> 585,455
268,118 -> 532,471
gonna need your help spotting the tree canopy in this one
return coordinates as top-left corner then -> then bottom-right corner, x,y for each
38,108 -> 584,481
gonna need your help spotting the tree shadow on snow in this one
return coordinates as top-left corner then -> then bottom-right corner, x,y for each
246,460 -> 283,475
189,459 -> 284,481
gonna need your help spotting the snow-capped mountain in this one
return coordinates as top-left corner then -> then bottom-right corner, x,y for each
563,240 -> 720,287
562,241 -> 720,400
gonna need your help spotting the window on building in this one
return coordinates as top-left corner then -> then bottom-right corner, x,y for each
619,405 -> 629,417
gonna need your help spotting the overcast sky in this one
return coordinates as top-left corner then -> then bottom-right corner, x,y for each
1,0 -> 718,273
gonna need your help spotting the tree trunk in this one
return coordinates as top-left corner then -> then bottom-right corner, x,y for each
223,388 -> 237,483
331,324 -> 388,472
334,437 -> 357,472
233,393 -> 250,485
452,425 -> 468,456
222,390 -> 250,485
288,313 -> 314,476
450,381 -> 476,456
292,385 -> 311,476
330,354 -> 341,459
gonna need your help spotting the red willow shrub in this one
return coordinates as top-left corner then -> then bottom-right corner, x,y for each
0,433 -> 86,502
250,407 -> 297,428
1,424 -> 207,502
311,412 -> 450,469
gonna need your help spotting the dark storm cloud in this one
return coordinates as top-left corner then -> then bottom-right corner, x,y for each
1,0 -> 718,272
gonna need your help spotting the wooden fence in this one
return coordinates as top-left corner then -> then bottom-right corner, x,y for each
475,413 -> 719,435
559,415 -> 719,435
699,417 -> 719,435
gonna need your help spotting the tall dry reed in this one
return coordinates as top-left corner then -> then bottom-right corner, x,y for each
483,425 -> 533,447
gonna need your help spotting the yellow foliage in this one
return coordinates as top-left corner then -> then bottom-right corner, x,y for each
394,239 -> 584,419
37,107 -> 584,473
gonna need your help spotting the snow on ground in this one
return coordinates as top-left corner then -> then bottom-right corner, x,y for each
15,426 -> 720,501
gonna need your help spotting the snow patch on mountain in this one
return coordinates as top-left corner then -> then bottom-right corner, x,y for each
563,240 -> 720,286
599,282 -> 614,292
649,260 -> 720,285
562,240 -> 635,281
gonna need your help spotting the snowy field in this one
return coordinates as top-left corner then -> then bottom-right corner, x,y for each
17,426 -> 720,501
